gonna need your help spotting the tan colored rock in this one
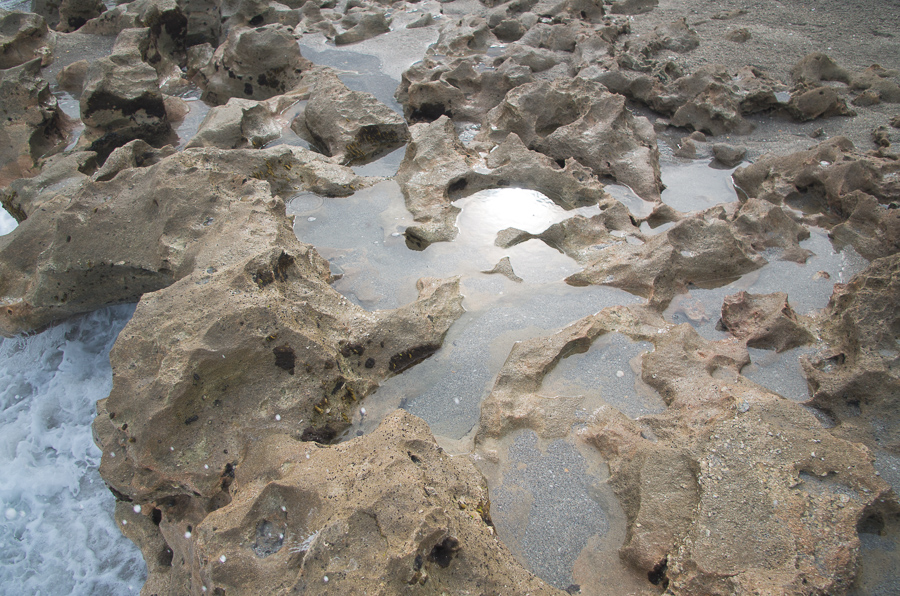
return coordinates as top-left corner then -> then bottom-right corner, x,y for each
787,85 -> 854,121
719,291 -> 815,352
186,97 -> 283,150
302,72 -> 410,165
115,411 -> 561,595
396,116 -> 475,249
95,259 -> 463,502
397,122 -> 619,250
0,59 -> 71,188
0,145 -> 371,336
482,78 -> 663,201
79,28 -> 173,159
791,52 -> 852,86
0,10 -> 55,68
482,256 -> 523,282
566,213 -> 765,309
1,151 -> 96,221
199,24 -> 312,105
732,137 -> 900,253
804,254 -> 900,452
476,305 -> 894,594
91,139 -> 175,181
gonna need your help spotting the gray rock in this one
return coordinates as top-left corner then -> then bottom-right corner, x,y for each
482,77 -> 662,201
186,97 -> 282,149
0,59 -> 70,187
302,72 -> 410,164
200,24 -> 311,105
712,143 -> 746,167
0,9 -> 55,68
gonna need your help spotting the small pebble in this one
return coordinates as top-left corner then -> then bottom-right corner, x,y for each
219,555 -> 227,563
133,505 -> 142,513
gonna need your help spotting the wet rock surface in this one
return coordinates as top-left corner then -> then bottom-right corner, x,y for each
1,0 -> 899,594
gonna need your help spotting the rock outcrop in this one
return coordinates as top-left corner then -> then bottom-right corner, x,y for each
0,59 -> 70,187
481,77 -> 662,201
477,305 -> 896,594
0,146 -> 371,336
300,72 -> 410,165
199,24 -> 311,104
114,411 -> 561,595
0,10 -> 55,68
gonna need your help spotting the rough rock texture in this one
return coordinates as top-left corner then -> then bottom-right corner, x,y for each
0,150 -> 96,221
719,291 -> 815,352
112,411 -> 560,595
803,254 -> 900,453
0,59 -> 70,187
395,116 -> 475,249
301,72 -> 410,165
733,137 -> 900,259
477,304 -> 895,594
334,9 -> 391,45
397,118 -> 619,249
91,139 -> 175,181
481,78 -> 662,201
95,263 -> 463,504
58,0 -> 106,32
0,146 -> 371,336
566,210 -> 766,308
185,97 -> 283,149
0,9 -> 55,68
199,24 -> 311,105
79,28 -> 173,159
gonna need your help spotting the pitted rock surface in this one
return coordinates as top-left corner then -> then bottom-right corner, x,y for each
114,411 -> 561,595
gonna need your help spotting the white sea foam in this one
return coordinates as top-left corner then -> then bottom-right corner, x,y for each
0,305 -> 146,594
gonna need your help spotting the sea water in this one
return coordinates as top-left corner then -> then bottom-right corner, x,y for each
0,305 -> 146,594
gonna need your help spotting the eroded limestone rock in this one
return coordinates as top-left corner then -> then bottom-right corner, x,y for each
566,212 -> 766,308
0,59 -> 70,187
301,72 -> 410,164
0,145 -> 371,336
733,137 -> 900,259
1,150 -> 96,221
482,78 -> 662,201
719,291 -> 815,352
0,9 -> 55,68
199,24 -> 311,104
113,411 -> 560,594
476,305 -> 895,594
79,28 -> 173,158
95,260 -> 464,503
186,97 -> 283,149
804,254 -> 900,453
58,0 -> 106,32
397,120 -> 617,249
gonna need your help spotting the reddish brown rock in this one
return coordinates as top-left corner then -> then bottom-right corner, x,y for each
719,291 -> 815,352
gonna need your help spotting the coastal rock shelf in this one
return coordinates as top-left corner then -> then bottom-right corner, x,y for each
1,0 -> 899,594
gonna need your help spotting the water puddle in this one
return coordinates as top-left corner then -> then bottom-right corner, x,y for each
291,183 -> 640,441
482,431 -> 613,591
541,332 -> 664,420
741,346 -> 816,401
664,227 -> 869,344
660,160 -> 738,213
